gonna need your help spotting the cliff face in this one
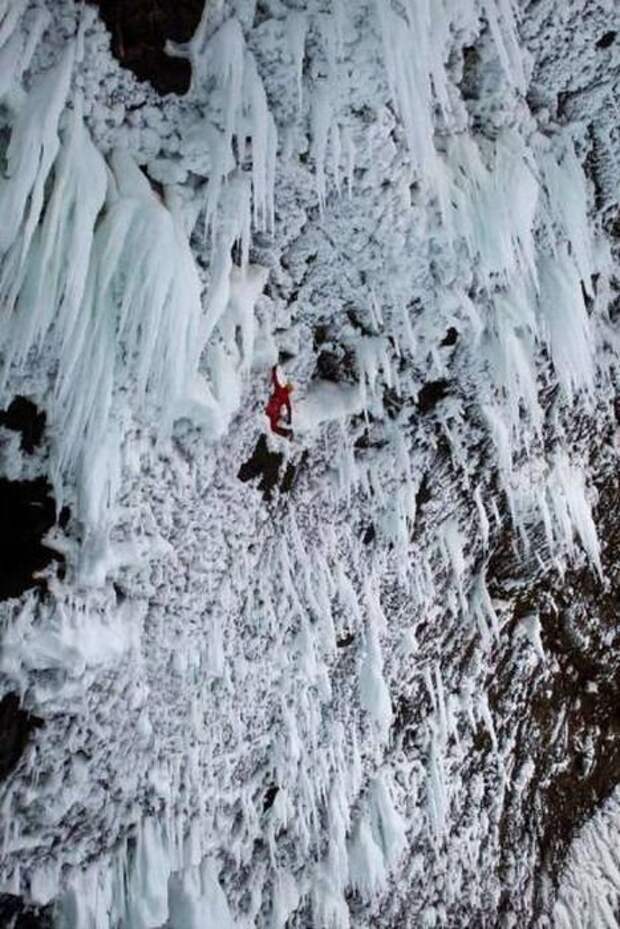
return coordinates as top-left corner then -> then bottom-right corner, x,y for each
0,1 -> 618,927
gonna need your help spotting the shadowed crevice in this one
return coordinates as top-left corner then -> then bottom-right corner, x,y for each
0,396 -> 46,454
0,894 -> 53,929
0,695 -> 44,782
88,0 -> 205,95
0,477 -> 65,600
238,436 -> 307,501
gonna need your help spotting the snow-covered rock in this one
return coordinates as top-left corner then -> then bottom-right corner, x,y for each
0,1 -> 618,927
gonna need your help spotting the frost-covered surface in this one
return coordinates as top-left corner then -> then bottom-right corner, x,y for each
555,788 -> 620,929
0,0 -> 619,927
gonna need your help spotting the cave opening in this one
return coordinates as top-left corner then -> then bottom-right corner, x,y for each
87,0 -> 205,95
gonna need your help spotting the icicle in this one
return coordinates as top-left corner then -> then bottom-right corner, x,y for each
200,18 -> 245,153
359,622 -> 392,736
426,722 -> 448,839
167,857 -> 237,929
538,246 -> 594,402
0,43 -> 74,295
0,124 -> 211,535
483,404 -> 513,482
334,566 -> 362,628
286,10 -> 307,114
348,815 -> 386,899
546,452 -> 602,576
331,121 -> 342,195
126,818 -> 171,929
543,144 -> 594,294
364,575 -> 387,634
271,870 -> 302,929
375,0 -> 436,176
227,261 -> 269,371
2,97 -> 107,378
312,863 -> 351,929
0,23 -> 27,104
311,80 -> 332,211
476,693 -> 498,753
0,0 -> 26,52
202,174 -> 252,347
474,485 -> 490,550
518,612 -> 545,663
189,17 -> 277,234
447,132 -> 539,286
369,773 -> 408,868
343,125 -> 355,199
483,0 -> 527,95
440,519 -> 467,615
433,664 -> 449,745
244,53 -> 278,231
471,571 -> 500,647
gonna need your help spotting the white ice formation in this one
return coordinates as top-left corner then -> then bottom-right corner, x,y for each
0,0 -> 619,927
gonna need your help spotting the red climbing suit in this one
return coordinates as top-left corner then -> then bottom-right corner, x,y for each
266,366 -> 293,438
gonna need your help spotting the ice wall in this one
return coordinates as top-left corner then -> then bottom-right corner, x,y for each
0,0 -> 617,927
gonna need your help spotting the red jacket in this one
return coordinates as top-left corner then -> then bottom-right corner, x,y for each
266,367 -> 292,427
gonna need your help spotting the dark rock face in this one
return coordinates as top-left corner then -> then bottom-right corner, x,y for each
238,435 -> 307,501
280,458 -> 300,494
0,477 -> 63,600
0,895 -> 53,929
262,784 -> 279,813
0,397 -> 67,598
0,695 -> 43,782
361,523 -> 375,545
417,380 -> 450,414
0,397 -> 46,455
440,327 -> 459,347
383,387 -> 404,421
88,0 -> 205,94
596,31 -> 616,49
459,45 -> 482,101
486,466 -> 620,920
315,347 -> 358,384
238,434 -> 286,500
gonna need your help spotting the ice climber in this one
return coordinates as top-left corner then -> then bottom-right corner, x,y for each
266,365 -> 294,439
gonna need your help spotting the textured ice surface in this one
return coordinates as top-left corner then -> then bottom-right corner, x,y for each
0,0 -> 619,927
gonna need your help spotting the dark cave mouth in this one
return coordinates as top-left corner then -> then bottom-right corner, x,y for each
0,396 -> 46,454
87,0 -> 205,95
0,397 -> 68,600
0,476 -> 67,601
0,893 -> 52,929
0,694 -> 44,783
